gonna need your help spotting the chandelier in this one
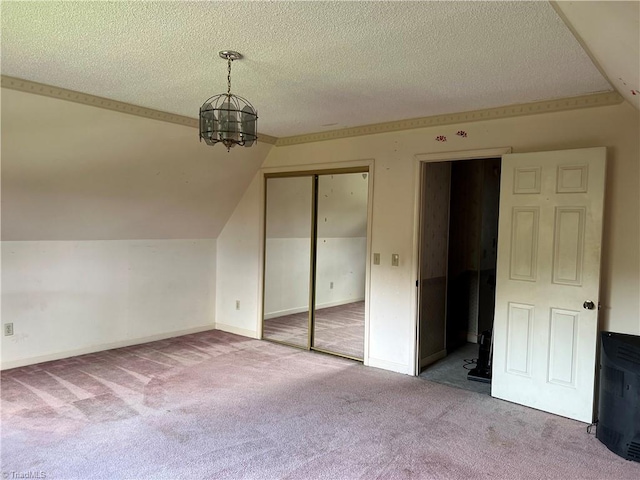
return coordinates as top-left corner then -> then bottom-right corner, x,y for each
199,51 -> 258,151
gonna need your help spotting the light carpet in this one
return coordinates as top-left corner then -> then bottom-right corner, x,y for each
263,301 -> 364,358
1,330 -> 638,479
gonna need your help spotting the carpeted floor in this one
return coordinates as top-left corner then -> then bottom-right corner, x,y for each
2,330 -> 638,479
263,301 -> 364,358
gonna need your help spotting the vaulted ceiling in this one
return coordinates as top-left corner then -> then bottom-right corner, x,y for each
2,1 -> 629,139
1,1 -> 638,241
551,1 -> 639,110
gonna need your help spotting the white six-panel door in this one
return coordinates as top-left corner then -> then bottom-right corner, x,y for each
492,147 -> 606,423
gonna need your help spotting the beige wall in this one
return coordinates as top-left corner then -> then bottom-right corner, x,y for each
2,84 -> 638,374
216,101 -> 640,375
0,87 -> 269,368
1,88 -> 272,241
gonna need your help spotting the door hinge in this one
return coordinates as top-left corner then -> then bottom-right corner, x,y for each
416,280 -> 419,288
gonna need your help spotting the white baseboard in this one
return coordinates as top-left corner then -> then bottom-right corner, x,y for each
263,306 -> 308,320
264,297 -> 364,320
467,332 -> 479,344
0,324 -> 216,371
214,322 -> 260,339
317,297 -> 365,311
366,356 -> 413,376
420,349 -> 446,368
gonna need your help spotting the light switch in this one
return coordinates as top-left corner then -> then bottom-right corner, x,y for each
373,253 -> 380,265
391,254 -> 399,267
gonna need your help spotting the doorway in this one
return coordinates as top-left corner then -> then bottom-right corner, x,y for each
415,147 -> 606,422
416,157 -> 501,393
261,169 -> 369,361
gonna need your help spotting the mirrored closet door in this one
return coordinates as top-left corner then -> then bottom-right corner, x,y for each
262,176 -> 313,348
262,169 -> 369,361
312,173 -> 368,359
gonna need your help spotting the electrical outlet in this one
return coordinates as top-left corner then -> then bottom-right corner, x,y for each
235,300 -> 240,310
330,282 -> 334,289
4,323 -> 14,336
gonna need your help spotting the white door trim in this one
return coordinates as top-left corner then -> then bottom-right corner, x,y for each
415,147 -> 513,164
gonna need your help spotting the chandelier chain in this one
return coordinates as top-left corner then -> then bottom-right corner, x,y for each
199,50 -> 257,151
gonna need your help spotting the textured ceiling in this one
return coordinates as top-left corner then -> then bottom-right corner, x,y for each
552,1 -> 639,110
1,1 -> 612,138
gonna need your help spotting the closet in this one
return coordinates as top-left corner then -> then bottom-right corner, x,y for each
262,169 -> 369,360
417,158 -> 501,389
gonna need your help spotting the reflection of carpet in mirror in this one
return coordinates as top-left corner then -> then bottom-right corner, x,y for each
263,301 -> 364,359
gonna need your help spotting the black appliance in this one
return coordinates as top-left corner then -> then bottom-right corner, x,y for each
597,331 -> 640,462
468,330 -> 492,383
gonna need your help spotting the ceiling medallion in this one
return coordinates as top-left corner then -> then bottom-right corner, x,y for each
199,50 -> 258,152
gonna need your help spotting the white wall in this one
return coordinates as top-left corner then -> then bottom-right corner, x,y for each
262,172 -> 368,318
315,237 -> 367,307
263,176 -> 313,318
0,87 -> 268,369
264,237 -> 367,318
264,238 -> 312,317
1,239 -> 216,369
216,101 -> 640,376
315,173 -> 368,309
214,175 -> 263,338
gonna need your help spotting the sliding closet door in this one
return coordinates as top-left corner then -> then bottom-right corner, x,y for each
312,173 -> 368,359
262,176 -> 313,348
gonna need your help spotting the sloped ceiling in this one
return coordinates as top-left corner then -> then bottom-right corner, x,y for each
1,1 -> 612,138
552,1 -> 639,111
1,89 -> 271,241
2,1 -> 634,242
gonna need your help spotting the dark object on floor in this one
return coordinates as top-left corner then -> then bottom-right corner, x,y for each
468,330 -> 492,384
596,331 -> 640,462
419,343 -> 491,395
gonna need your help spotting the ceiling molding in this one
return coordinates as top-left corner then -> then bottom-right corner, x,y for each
0,75 -> 278,145
1,75 -> 623,150
275,91 -> 623,147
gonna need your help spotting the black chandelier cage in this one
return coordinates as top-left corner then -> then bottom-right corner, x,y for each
199,51 -> 258,151
199,93 -> 258,150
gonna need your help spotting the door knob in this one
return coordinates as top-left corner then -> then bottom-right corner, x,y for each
583,301 -> 595,310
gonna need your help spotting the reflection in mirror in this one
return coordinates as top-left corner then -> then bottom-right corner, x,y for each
313,172 -> 368,359
262,176 -> 312,347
